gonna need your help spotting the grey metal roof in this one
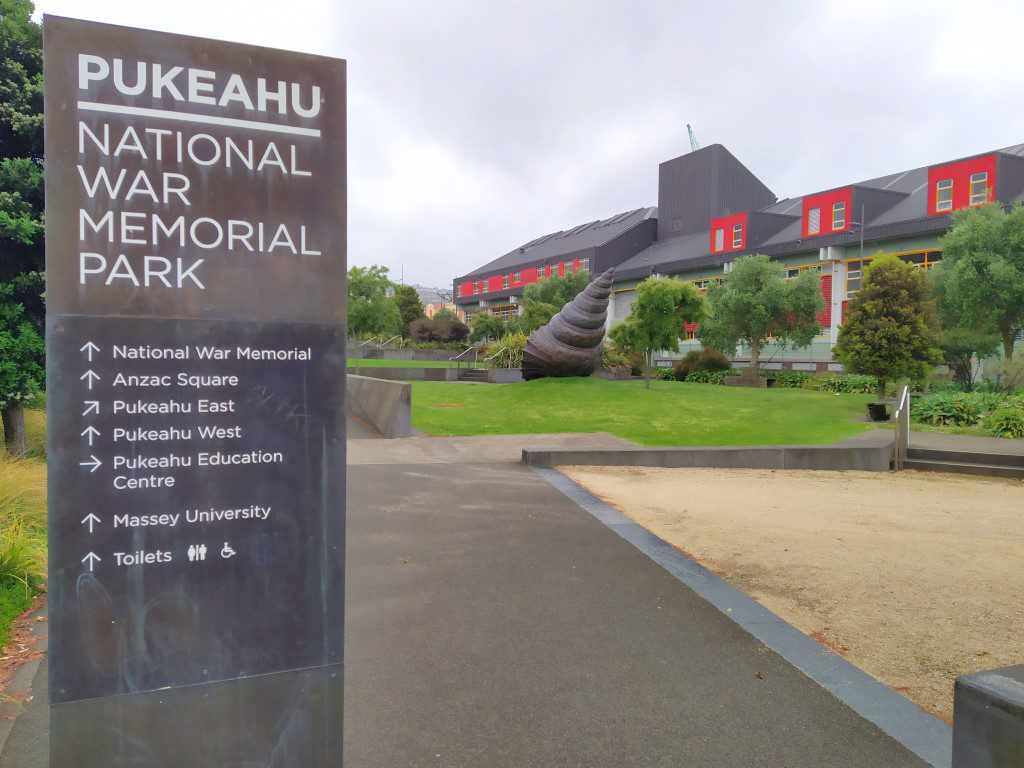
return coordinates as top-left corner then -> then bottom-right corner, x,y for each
640,141 -> 1024,274
613,232 -> 708,275
458,142 -> 1024,287
456,207 -> 656,280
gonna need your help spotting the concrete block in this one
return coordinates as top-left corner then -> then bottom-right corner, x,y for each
953,665 -> 1024,767
487,368 -> 524,384
346,374 -> 412,438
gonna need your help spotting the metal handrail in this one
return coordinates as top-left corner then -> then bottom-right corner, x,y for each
381,335 -> 401,347
357,336 -> 381,349
892,384 -> 911,471
483,346 -> 510,368
448,347 -> 478,369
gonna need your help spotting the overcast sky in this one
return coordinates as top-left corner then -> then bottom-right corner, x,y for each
35,0 -> 1024,290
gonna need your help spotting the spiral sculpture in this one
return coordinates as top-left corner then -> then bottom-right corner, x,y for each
521,268 -> 614,380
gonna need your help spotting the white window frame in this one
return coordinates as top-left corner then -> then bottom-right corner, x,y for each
714,228 -> 725,251
831,201 -> 846,230
807,207 -> 821,235
731,224 -> 743,248
513,271 -> 520,283
502,274 -> 510,289
936,178 -> 953,212
579,258 -> 589,272
969,172 -> 988,206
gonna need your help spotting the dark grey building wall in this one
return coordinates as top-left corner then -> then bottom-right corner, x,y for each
594,218 -> 658,274
996,153 -> 1024,203
657,144 -> 776,241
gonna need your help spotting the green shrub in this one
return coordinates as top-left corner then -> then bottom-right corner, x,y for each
600,342 -> 630,372
672,349 -> 731,381
981,402 -> 1024,439
927,381 -> 964,394
0,576 -> 34,649
761,370 -> 814,388
655,367 -> 677,381
685,369 -> 728,385
911,391 -> 1005,427
483,331 -> 527,369
819,374 -> 877,394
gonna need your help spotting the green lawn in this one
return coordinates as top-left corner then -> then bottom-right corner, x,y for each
348,358 -> 460,368
411,377 -> 877,446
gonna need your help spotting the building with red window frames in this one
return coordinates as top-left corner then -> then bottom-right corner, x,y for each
453,142 -> 1024,368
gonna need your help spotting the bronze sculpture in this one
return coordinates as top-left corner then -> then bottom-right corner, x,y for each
522,268 -> 614,380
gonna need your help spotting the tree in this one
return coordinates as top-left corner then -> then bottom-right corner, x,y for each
932,202 -> 1024,359
833,253 -> 942,400
0,278 -> 43,454
518,270 -> 588,333
468,312 -> 506,343
347,265 -> 401,339
409,317 -> 469,343
523,269 -> 589,309
393,285 -> 425,337
609,277 -> 705,389
431,306 -> 459,322
0,0 -> 44,452
939,325 -> 998,391
698,255 -> 823,369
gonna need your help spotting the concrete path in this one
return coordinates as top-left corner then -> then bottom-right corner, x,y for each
344,431 -> 932,767
910,429 -> 1024,455
2,421 -> 938,766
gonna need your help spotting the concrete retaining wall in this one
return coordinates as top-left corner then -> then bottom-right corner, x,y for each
952,664 -> 1024,767
346,374 -> 412,438
347,365 -> 460,382
523,431 -> 894,471
347,347 -> 466,362
488,368 -> 523,383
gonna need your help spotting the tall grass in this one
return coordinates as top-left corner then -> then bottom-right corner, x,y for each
0,455 -> 47,587
0,397 -> 48,648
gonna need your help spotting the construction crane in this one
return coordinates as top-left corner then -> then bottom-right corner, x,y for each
687,123 -> 700,152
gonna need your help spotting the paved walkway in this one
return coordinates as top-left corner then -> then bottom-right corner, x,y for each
910,429 -> 1024,455
344,429 -> 934,767
2,422 -> 942,767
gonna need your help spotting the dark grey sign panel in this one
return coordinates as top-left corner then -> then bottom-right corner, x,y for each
43,16 -> 345,767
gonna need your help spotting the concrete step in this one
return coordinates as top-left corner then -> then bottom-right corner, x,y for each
457,369 -> 489,382
907,447 -> 1024,468
903,458 -> 1024,479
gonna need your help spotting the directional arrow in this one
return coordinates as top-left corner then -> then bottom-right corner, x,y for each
82,552 -> 101,572
80,370 -> 100,391
81,513 -> 101,533
82,400 -> 100,417
79,455 -> 102,473
79,341 -> 100,361
81,425 -> 100,446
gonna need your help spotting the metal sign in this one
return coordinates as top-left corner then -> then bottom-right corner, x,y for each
43,17 -> 346,766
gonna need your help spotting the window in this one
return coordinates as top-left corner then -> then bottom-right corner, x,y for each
936,179 -> 953,212
502,274 -> 510,289
846,251 -> 942,296
579,258 -> 589,272
785,265 -> 820,279
808,207 -> 821,235
471,283 -> 478,295
731,224 -> 743,248
478,279 -> 485,294
846,259 -> 865,295
613,290 -> 636,319
969,172 -> 988,206
831,201 -> 846,230
513,271 -> 520,283
685,330 -> 696,341
714,228 -> 725,251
